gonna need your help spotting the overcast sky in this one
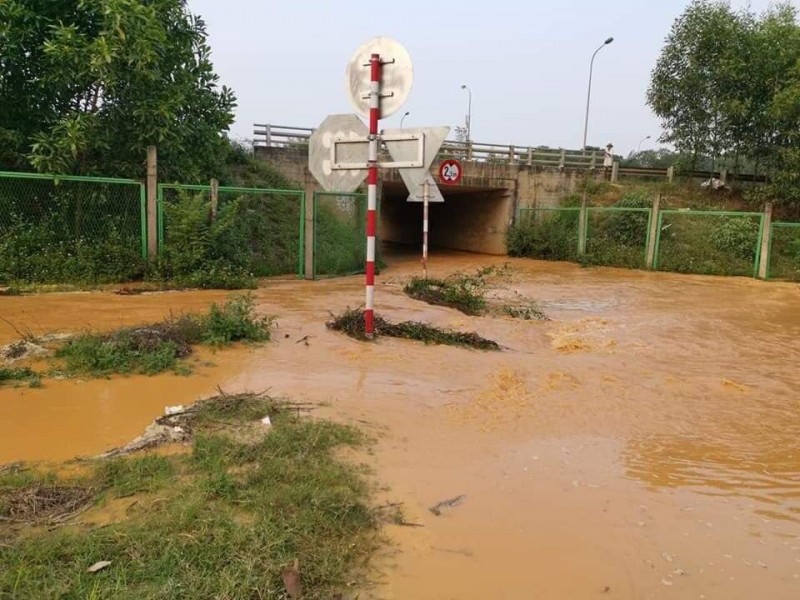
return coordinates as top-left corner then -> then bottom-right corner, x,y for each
188,0 -> 795,156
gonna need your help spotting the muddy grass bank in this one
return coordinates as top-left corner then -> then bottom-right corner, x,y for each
0,391 -> 384,599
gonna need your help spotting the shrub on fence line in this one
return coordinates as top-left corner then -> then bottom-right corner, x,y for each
0,218 -> 145,284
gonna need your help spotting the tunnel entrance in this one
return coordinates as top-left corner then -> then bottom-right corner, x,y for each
379,181 -> 512,255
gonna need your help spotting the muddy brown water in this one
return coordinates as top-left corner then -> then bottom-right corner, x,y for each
2,252 -> 800,599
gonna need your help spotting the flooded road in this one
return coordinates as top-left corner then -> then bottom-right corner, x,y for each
2,252 -> 800,598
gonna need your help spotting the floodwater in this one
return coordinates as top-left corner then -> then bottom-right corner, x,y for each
2,252 -> 800,599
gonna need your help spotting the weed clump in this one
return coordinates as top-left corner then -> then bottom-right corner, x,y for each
403,266 -> 513,316
56,294 -> 273,377
327,308 -> 500,351
0,366 -> 42,388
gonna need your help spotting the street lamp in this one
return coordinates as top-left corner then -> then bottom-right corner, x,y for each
637,135 -> 652,154
582,36 -> 614,152
460,84 -> 472,143
401,111 -> 410,129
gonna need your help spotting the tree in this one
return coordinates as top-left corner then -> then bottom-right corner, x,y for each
647,1 -> 748,170
0,0 -> 236,181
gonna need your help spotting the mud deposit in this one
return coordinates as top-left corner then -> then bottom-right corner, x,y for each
2,252 -> 799,599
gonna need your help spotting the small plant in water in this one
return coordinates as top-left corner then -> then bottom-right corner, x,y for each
327,308 -> 500,350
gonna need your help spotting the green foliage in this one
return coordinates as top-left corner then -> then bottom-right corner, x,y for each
0,0 -> 236,180
55,294 -> 272,377
154,189 -> 301,289
314,195 -> 366,277
583,192 -> 652,269
96,455 -> 175,497
0,177 -> 146,285
657,213 -> 760,276
768,225 -> 800,280
327,308 -> 500,350
507,209 -> 580,261
710,217 -> 760,261
0,397 -> 377,599
404,272 -> 488,316
0,367 -> 42,388
201,294 -> 273,346
648,1 -> 800,197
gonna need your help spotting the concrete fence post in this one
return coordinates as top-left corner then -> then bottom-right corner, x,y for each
527,147 -> 533,167
467,141 -> 473,161
590,151 -> 597,170
303,182 -> 315,280
559,149 -> 566,171
611,161 -> 620,183
210,178 -> 219,221
757,202 -> 773,279
146,145 -> 158,260
577,192 -> 588,256
645,194 -> 662,269
509,145 -> 515,165
667,166 -> 675,183
720,169 -> 728,185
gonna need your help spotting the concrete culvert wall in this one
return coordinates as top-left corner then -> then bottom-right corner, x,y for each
379,182 -> 512,255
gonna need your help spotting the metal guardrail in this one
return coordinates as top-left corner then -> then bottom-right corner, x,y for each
251,123 -> 763,182
253,123 -> 609,170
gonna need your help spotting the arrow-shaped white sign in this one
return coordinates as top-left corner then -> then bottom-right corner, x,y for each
383,126 -> 449,197
406,173 -> 445,203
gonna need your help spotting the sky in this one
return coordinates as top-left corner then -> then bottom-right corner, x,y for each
188,0 -> 795,156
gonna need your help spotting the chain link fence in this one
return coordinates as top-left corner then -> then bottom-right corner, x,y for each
584,207 -> 652,269
157,184 -> 304,284
510,207 -> 581,262
654,210 -> 764,277
0,172 -> 146,284
313,192 -> 366,278
768,223 -> 800,281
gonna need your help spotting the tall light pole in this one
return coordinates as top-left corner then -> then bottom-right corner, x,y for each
637,135 -> 651,154
401,111 -> 410,129
582,37 -> 614,152
460,84 -> 472,143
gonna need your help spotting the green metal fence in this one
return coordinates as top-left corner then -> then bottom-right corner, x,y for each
0,171 -> 146,284
157,183 -> 305,278
768,223 -> 800,281
515,207 -> 582,262
313,191 -> 366,279
653,210 -> 764,278
584,206 -> 652,269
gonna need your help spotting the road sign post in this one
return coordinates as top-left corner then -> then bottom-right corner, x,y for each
309,36 -> 450,338
364,53 -> 381,337
422,178 -> 430,279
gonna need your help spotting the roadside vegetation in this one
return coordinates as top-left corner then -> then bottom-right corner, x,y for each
327,308 -> 501,350
1,294 -> 272,383
0,392 -> 379,599
404,266 -> 549,322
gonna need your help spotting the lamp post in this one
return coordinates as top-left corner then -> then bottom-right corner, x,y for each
637,135 -> 651,154
582,37 -> 614,152
460,84 -> 472,143
400,111 -> 410,129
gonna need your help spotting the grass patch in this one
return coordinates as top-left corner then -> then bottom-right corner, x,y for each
0,392 -> 378,598
55,294 -> 273,377
0,366 -> 42,388
327,308 -> 501,350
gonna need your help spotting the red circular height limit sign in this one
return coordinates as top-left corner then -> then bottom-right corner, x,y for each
439,159 -> 462,185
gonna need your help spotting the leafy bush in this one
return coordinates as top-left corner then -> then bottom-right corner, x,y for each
153,190 -> 301,289
0,218 -> 145,284
507,210 -> 580,260
710,217 -> 760,261
56,294 -> 272,377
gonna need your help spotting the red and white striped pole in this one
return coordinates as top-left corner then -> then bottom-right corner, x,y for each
365,53 -> 381,338
422,178 -> 429,278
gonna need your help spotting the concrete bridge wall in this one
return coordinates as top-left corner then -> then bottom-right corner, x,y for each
255,147 -> 603,259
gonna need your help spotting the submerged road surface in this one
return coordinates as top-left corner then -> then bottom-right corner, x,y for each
2,252 -> 799,599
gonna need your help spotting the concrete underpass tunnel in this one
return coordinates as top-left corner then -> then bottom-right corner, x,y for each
379,180 -> 513,256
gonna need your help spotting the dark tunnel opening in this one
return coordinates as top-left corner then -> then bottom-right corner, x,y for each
378,181 -> 512,255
